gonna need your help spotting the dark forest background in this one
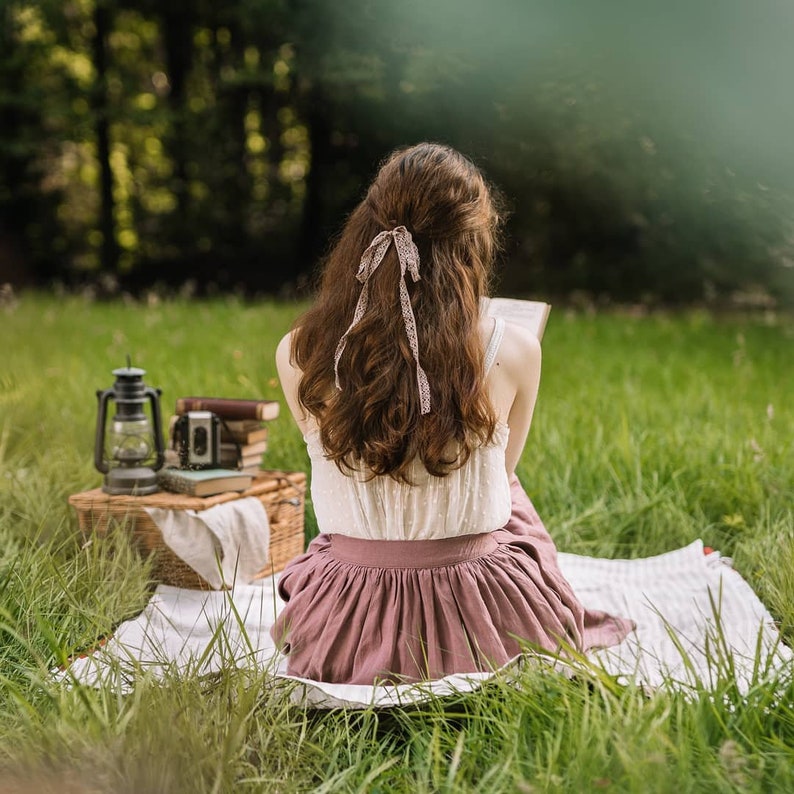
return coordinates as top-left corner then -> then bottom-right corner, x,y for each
2,0 -> 793,304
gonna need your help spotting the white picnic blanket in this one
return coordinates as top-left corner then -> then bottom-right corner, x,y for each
55,540 -> 791,708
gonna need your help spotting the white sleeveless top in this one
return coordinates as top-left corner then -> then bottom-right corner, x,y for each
305,318 -> 511,541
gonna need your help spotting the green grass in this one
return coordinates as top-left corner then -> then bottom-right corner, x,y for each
0,292 -> 792,792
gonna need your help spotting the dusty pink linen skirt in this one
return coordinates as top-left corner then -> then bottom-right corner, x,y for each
272,477 -> 634,685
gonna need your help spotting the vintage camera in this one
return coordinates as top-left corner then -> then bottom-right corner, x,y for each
174,411 -> 221,469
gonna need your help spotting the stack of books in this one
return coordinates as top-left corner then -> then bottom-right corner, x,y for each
165,397 -> 280,476
218,418 -> 271,475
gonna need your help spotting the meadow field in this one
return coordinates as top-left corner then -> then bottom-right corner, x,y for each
0,292 -> 792,792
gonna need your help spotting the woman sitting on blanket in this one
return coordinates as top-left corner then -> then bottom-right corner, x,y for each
271,142 -> 633,685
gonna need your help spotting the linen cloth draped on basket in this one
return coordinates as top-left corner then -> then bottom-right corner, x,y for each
144,497 -> 270,590
271,477 -> 635,685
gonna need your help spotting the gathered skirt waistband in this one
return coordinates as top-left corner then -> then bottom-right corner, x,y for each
328,532 -> 499,568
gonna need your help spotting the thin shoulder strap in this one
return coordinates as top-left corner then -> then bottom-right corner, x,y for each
483,317 -> 505,375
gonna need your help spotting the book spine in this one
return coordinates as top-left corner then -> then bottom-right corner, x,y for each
220,439 -> 267,453
220,455 -> 265,468
221,419 -> 263,430
157,471 -> 195,496
233,455 -> 263,466
220,427 -> 269,445
175,397 -> 279,421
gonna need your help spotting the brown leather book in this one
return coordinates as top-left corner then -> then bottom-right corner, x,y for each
220,424 -> 269,445
174,397 -> 280,421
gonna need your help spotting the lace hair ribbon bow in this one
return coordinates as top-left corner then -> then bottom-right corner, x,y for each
333,225 -> 431,415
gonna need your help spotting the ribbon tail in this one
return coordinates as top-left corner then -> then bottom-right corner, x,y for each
333,335 -> 349,390
398,274 -> 431,414
416,364 -> 431,415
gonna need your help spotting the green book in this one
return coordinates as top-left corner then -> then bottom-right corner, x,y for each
157,467 -> 254,497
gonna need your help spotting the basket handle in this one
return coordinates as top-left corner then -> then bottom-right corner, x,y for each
272,475 -> 306,516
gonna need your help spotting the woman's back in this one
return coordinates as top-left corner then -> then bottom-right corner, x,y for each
306,423 -> 511,540
304,317 -> 513,540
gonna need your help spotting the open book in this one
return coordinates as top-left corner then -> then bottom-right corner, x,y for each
482,297 -> 551,340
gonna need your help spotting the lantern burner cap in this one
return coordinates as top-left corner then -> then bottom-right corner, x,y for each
112,366 -> 146,378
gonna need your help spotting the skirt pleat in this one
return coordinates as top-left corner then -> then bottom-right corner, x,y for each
271,476 -> 634,684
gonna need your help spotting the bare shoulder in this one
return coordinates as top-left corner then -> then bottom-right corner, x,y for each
487,321 -> 542,474
275,329 -> 309,428
275,329 -> 303,394
497,321 -> 542,373
275,329 -> 297,372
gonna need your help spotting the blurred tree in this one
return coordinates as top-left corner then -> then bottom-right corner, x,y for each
90,0 -> 119,273
0,1 -> 64,284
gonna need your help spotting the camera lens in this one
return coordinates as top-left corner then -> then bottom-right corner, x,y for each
193,426 -> 208,455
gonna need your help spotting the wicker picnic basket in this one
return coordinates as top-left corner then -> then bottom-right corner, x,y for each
68,470 -> 306,590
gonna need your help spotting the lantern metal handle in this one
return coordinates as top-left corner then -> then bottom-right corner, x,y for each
146,386 -> 165,470
94,387 -> 114,474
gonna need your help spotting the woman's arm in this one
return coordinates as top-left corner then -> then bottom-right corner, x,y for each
275,331 -> 312,436
492,323 -> 542,476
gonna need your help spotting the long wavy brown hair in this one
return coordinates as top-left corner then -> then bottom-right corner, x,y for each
292,142 -> 504,481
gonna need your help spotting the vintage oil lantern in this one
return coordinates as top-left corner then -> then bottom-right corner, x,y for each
94,358 -> 165,495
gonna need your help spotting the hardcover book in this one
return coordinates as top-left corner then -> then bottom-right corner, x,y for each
238,462 -> 264,476
175,397 -> 280,422
219,440 -> 268,458
157,467 -> 254,497
219,448 -> 268,468
220,423 -> 269,446
220,419 -> 264,432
